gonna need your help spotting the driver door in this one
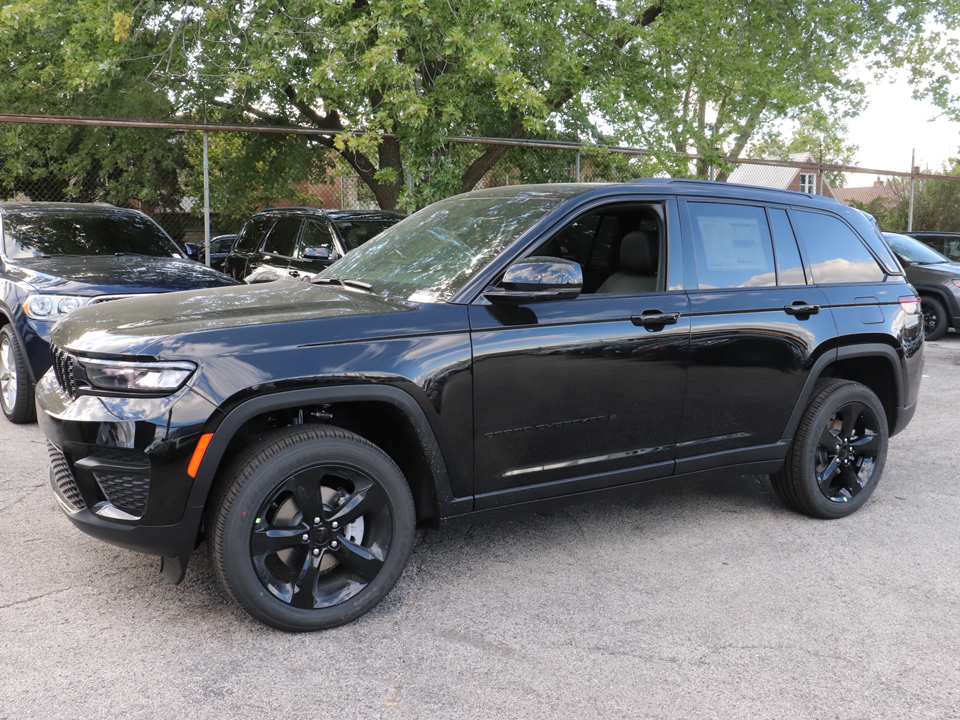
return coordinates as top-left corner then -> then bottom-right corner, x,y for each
469,199 -> 690,509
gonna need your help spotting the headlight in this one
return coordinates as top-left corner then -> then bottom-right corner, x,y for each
952,279 -> 960,289
24,294 -> 91,319
79,359 -> 197,393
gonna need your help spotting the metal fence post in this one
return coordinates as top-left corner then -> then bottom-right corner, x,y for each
908,149 -> 916,232
202,131 -> 211,266
575,150 -> 581,183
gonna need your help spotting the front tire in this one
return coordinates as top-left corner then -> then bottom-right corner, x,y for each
0,326 -> 35,424
771,380 -> 888,519
921,296 -> 948,341
209,426 -> 415,631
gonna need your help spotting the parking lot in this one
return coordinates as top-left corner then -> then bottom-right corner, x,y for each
1,334 -> 958,719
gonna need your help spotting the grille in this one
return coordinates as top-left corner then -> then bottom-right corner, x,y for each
93,471 -> 150,518
51,345 -> 78,399
48,443 -> 86,511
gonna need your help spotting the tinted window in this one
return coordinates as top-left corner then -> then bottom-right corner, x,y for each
3,211 -> 181,259
791,211 -> 885,284
234,216 -> 274,253
885,233 -> 950,264
261,217 -> 302,257
300,220 -> 335,256
689,203 -> 776,289
768,208 -> 806,285
331,218 -> 401,252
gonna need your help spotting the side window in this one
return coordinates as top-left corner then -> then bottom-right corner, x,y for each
261,217 -> 303,257
767,208 -> 806,286
299,220 -> 335,256
790,211 -> 885,284
529,205 -> 664,295
689,203 -> 776,289
234,216 -> 274,253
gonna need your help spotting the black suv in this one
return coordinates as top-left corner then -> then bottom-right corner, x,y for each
37,181 -> 924,631
0,202 -> 239,424
223,207 -> 404,283
884,232 -> 960,340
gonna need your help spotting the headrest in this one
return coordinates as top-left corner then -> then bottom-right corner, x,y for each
619,230 -> 658,276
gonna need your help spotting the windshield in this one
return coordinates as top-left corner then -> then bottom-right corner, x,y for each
318,194 -> 562,302
3,211 -> 183,260
331,217 -> 403,252
884,232 -> 952,265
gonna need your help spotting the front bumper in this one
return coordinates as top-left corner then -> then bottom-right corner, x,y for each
36,371 -> 220,558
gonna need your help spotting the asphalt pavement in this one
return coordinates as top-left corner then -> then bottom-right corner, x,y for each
2,334 -> 959,719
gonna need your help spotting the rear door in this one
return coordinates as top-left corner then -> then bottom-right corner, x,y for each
675,200 -> 837,471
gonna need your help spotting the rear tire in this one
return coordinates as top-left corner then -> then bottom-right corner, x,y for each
209,426 -> 415,631
921,296 -> 948,340
0,326 -> 36,424
771,380 -> 887,519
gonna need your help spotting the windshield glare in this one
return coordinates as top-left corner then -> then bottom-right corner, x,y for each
320,194 -> 561,302
885,233 -> 951,264
3,212 -> 182,259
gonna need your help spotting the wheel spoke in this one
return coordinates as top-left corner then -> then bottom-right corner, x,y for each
250,525 -> 307,558
837,466 -> 864,498
839,403 -> 864,439
329,479 -> 378,526
290,469 -> 326,521
331,537 -> 385,582
290,551 -> 324,609
817,456 -> 839,487
850,432 -> 882,458
818,424 -> 838,453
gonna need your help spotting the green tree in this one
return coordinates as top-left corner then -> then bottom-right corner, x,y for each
745,111 -> 859,187
2,1 -> 958,210
0,4 -> 187,206
859,160 -> 960,233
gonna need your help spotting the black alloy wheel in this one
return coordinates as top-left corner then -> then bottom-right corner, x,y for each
920,296 -> 948,341
771,380 -> 888,519
0,326 -> 35,424
209,426 -> 415,631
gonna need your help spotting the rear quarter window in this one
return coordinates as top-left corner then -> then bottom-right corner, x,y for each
790,210 -> 885,284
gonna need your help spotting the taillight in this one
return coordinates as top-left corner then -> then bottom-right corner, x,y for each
899,295 -> 921,314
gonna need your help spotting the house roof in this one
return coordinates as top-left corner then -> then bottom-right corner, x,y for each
833,183 -> 899,208
726,152 -> 826,192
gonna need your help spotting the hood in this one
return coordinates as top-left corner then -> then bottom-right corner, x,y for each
10,255 -> 239,295
51,281 -> 422,356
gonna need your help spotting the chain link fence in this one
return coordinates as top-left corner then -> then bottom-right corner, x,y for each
2,116 -> 959,244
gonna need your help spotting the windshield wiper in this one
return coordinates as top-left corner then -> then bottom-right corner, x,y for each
311,277 -> 373,292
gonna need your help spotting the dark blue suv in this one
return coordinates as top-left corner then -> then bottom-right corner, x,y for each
0,202 -> 239,424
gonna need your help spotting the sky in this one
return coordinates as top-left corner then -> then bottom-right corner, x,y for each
845,72 -> 960,186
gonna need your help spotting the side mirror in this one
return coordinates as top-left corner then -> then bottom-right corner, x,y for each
483,256 -> 583,304
302,246 -> 335,261
183,242 -> 201,262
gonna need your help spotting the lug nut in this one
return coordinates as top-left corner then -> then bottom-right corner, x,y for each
302,533 -> 309,542
330,540 -> 339,549
314,516 -> 321,524
331,521 -> 340,529
312,548 -> 320,556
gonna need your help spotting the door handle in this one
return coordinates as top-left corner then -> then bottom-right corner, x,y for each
631,312 -> 680,327
783,303 -> 820,316
288,270 -> 300,278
